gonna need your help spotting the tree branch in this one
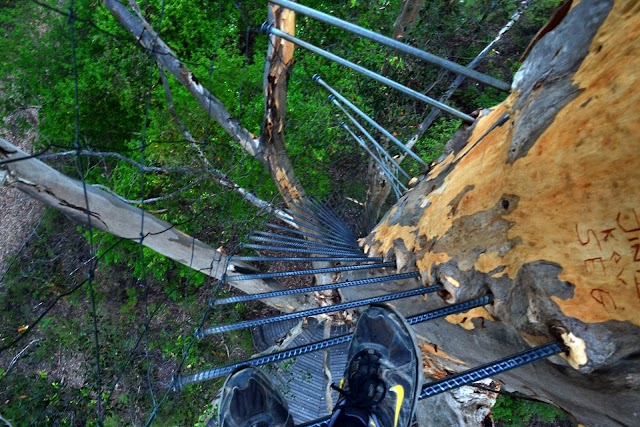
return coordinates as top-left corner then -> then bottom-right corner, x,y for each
0,413 -> 13,427
259,4 -> 307,206
39,149 -> 296,225
91,180 -> 206,205
39,150 -> 193,173
101,0 -> 264,162
0,138 -> 308,312
5,339 -> 42,375
157,66 -> 296,225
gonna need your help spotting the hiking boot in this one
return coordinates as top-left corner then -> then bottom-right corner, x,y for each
329,304 -> 422,427
219,367 -> 294,427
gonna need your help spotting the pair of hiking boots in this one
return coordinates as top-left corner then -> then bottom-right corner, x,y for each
218,304 -> 422,427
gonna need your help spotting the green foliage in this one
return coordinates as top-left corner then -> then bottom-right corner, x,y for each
413,118 -> 462,170
492,394 -> 569,427
0,208 -> 258,426
194,402 -> 217,427
0,371 -> 95,425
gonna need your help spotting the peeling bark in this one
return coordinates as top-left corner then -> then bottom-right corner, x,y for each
0,138 -> 309,313
345,0 -> 640,425
261,2 -> 306,206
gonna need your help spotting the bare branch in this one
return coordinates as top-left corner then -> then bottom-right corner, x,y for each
91,179 -> 206,205
38,149 -> 295,224
102,0 -> 263,162
157,66 -> 213,169
5,339 -> 42,375
1,137 -> 308,312
0,413 -> 13,427
157,66 -> 296,225
39,150 -> 194,173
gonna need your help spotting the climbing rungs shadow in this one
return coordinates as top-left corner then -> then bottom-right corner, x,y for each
211,271 -> 420,305
249,232 -> 358,251
239,243 -> 361,256
198,285 -> 441,337
173,295 -> 491,389
227,261 -> 396,281
265,223 -> 354,247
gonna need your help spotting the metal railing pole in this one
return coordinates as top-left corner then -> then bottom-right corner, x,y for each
316,76 -> 432,167
212,271 -> 421,305
268,0 -> 511,92
330,96 -> 411,179
340,123 -> 405,197
176,295 -> 493,390
302,197 -> 357,242
264,222 -> 356,247
339,118 -> 408,188
284,208 -> 352,243
261,24 -> 474,125
239,243 -> 360,257
230,256 -> 381,263
198,285 -> 440,336
247,235 -> 357,253
301,197 -> 353,236
419,342 -> 565,399
251,231 -> 357,251
227,262 -> 396,282
290,200 -> 353,242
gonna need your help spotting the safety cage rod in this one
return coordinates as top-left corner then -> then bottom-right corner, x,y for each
281,209 -> 355,244
294,198 -> 354,239
260,24 -> 474,125
340,122 -> 404,199
268,0 -> 511,92
247,234 -> 358,253
265,222 -> 357,248
328,91 -> 419,172
317,76 -> 429,166
339,119 -> 408,184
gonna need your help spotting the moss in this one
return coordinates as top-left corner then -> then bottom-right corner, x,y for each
492,394 -> 571,427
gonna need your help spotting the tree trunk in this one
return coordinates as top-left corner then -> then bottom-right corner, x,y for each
261,3 -> 306,206
0,138 -> 309,313
391,0 -> 427,41
103,0 -> 306,206
346,0 -> 640,425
